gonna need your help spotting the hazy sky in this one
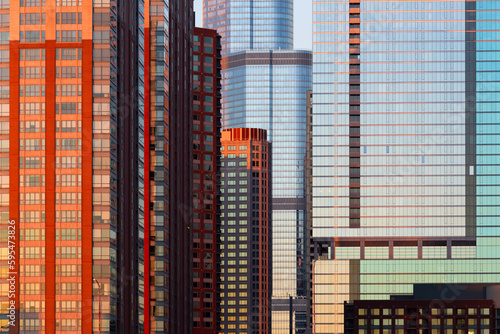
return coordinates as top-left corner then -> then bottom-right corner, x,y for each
194,0 -> 313,51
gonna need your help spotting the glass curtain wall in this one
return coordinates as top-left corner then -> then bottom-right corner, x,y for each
311,0 -> 500,333
203,0 -> 293,55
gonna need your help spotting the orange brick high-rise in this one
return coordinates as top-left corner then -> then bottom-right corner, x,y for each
1,1 -> 193,333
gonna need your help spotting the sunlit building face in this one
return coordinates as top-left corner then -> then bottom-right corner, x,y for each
311,0 -> 500,333
2,0 -> 193,333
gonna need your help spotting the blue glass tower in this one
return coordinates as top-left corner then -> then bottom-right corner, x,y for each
222,49 -> 312,333
203,0 -> 294,55
311,0 -> 500,333
204,1 -> 313,333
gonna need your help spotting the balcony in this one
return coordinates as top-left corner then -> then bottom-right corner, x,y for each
350,68 -> 360,75
349,13 -> 360,24
349,161 -> 360,168
349,191 -> 360,199
349,167 -> 360,178
349,97 -> 360,105
349,201 -> 361,209
349,150 -> 360,158
349,79 -> 360,86
349,43 -> 360,51
349,105 -> 361,114
350,219 -> 360,228
349,58 -> 360,65
349,212 -> 360,219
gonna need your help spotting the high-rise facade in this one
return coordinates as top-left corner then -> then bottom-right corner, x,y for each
192,26 -> 221,334
219,127 -> 272,334
203,2 -> 313,332
149,1 -> 194,333
311,0 -> 500,333
1,1 -> 193,333
220,50 -> 313,333
305,90 -> 313,331
203,0 -> 293,55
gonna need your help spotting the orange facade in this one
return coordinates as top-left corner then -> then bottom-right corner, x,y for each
4,1 -> 94,332
1,1 -> 194,333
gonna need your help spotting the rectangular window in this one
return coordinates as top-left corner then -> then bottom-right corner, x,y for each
58,84 -> 76,96
56,0 -> 79,6
56,12 -> 77,24
24,139 -> 43,151
24,49 -> 41,61
93,30 -> 109,44
22,0 -> 44,7
23,103 -> 45,115
58,48 -> 77,60
0,140 -> 8,152
0,14 -> 9,27
57,30 -> 80,42
57,66 -> 76,78
92,48 -> 110,61
23,157 -> 40,169
21,13 -> 43,25
23,31 -> 43,43
93,66 -> 109,79
56,102 -> 77,114
0,32 -> 8,44
0,86 -> 8,99
23,67 -> 41,79
0,50 -> 9,63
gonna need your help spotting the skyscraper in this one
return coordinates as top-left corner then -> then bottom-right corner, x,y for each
192,26 -> 221,334
219,127 -> 272,334
311,0 -> 500,333
203,0 -> 293,55
203,2 -> 313,332
150,2 -> 194,333
1,1 -> 193,333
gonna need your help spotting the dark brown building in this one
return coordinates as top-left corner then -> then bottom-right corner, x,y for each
192,27 -> 222,334
164,2 -> 194,334
344,284 -> 500,334
219,128 -> 272,334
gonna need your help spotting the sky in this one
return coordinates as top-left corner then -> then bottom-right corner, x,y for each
194,0 -> 313,51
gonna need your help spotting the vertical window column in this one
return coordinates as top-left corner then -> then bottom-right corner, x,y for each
349,0 -> 361,228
